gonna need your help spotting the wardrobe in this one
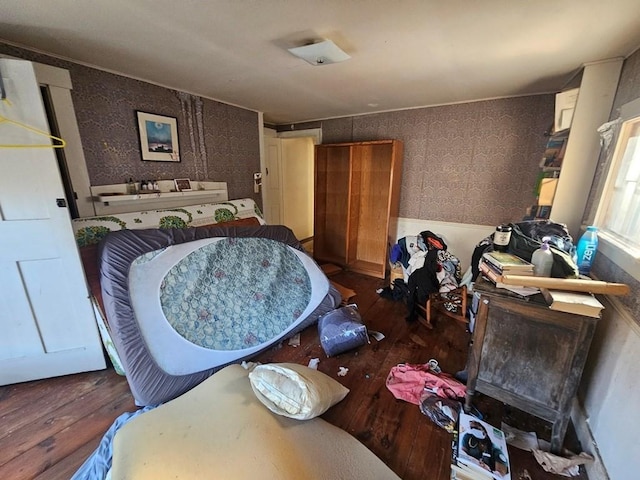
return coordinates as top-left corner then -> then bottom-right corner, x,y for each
314,140 -> 403,278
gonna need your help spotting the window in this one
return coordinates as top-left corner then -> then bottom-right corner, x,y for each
595,97 -> 640,279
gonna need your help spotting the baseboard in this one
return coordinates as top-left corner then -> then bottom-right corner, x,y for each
571,398 -> 610,480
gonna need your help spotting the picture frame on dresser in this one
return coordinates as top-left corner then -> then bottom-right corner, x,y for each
136,111 -> 180,162
174,178 -> 192,192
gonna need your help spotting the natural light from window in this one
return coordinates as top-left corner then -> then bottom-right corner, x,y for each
595,97 -> 640,280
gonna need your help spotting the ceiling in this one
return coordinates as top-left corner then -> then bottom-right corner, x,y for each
2,1 -> 640,125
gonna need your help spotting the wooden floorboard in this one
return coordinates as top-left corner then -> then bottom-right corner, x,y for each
0,373 -> 131,466
0,269 -> 588,480
31,437 -> 101,480
0,369 -> 135,480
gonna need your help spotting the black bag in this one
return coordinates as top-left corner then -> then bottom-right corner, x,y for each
508,222 -> 578,278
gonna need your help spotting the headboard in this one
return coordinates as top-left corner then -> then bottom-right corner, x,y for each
72,198 -> 264,247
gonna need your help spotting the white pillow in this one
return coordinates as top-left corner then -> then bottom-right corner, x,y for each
248,363 -> 349,420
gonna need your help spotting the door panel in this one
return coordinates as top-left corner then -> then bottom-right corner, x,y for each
281,137 -> 314,240
0,59 -> 105,384
264,136 -> 282,224
263,134 -> 315,239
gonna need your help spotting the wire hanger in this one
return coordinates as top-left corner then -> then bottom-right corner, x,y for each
0,99 -> 67,149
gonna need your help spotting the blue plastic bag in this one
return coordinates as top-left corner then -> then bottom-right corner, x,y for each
318,305 -> 369,357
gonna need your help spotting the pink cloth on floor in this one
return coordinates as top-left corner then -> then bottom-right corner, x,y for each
385,362 -> 466,405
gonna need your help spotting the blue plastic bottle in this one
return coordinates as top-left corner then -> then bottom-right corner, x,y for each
576,226 -> 599,275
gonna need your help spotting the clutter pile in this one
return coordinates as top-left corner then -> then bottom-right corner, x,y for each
382,231 -> 463,322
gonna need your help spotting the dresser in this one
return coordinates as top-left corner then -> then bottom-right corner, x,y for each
465,277 -> 599,453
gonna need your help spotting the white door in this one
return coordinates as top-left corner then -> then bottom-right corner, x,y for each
281,137 -> 314,240
0,59 -> 105,385
264,135 -> 283,224
263,132 -> 316,239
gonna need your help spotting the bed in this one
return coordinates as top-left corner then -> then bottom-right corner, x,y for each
72,199 -> 341,406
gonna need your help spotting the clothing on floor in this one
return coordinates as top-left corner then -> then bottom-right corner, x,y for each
386,362 -> 467,405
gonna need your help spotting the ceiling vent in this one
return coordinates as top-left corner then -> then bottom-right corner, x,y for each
288,39 -> 350,66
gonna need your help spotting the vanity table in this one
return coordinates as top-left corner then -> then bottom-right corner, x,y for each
465,277 -> 599,453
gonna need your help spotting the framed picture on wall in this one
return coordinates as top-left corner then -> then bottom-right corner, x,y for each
136,111 -> 180,162
174,178 -> 192,192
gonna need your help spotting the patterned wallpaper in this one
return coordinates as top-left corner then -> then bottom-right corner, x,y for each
610,48 -> 640,111
3,41 -> 635,317
320,95 -> 554,227
318,88 -> 640,317
0,43 -> 261,203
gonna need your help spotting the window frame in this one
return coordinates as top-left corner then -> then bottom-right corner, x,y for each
594,96 -> 640,281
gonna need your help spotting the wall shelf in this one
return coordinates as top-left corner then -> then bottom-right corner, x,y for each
89,181 -> 228,215
96,189 -> 227,204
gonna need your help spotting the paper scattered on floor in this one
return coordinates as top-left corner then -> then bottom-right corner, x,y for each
308,358 -> 320,369
502,422 -> 593,477
532,450 -> 593,477
337,367 -> 348,376
368,330 -> 385,341
241,361 -> 259,371
288,333 -> 301,347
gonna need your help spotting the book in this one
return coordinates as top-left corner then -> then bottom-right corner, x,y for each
539,130 -> 569,169
454,412 -> 511,480
482,252 -> 534,274
479,260 -> 503,284
480,257 -> 533,277
479,263 -> 540,297
540,289 -> 604,317
496,284 -> 539,297
452,426 -> 492,480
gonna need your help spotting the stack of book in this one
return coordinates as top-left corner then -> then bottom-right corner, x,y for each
451,412 -> 511,480
540,288 -> 604,318
479,251 -> 534,287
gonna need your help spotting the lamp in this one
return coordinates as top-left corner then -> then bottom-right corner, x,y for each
287,39 -> 350,66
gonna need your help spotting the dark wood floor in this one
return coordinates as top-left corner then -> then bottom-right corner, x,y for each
0,270 -> 587,479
